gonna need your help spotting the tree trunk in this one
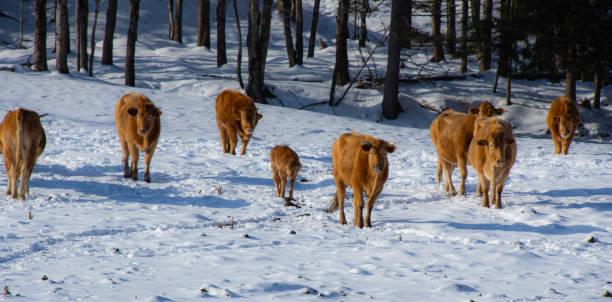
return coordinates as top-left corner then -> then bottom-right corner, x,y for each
358,0 -> 368,47
246,0 -> 272,104
76,0 -> 88,72
446,0 -> 456,57
173,0 -> 183,43
18,0 -> 24,48
431,0 -> 445,62
217,0 -> 227,67
62,0 -> 69,53
480,0 -> 492,71
197,0 -> 210,48
399,0 -> 411,49
88,0 -> 100,77
333,0 -> 350,86
168,0 -> 174,39
295,0 -> 303,65
460,0 -> 468,73
125,0 -> 140,87
280,0 -> 296,67
56,0 -> 68,73
101,0 -> 117,65
34,0 -> 48,71
307,0 -> 320,57
231,0 -> 244,89
382,0 -> 402,119
593,71 -> 601,109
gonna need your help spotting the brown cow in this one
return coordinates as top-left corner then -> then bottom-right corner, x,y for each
547,96 -> 581,155
270,145 -> 301,206
326,131 -> 396,228
468,117 -> 516,208
429,101 -> 504,196
215,90 -> 262,155
115,92 -> 161,183
0,108 -> 46,199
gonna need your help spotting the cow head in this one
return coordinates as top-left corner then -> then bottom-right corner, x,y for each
477,130 -> 515,167
361,139 -> 396,174
128,103 -> 162,136
554,114 -> 580,139
235,106 -> 262,136
468,101 -> 505,117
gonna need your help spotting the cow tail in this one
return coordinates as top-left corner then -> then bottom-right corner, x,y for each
15,109 -> 24,169
325,194 -> 339,213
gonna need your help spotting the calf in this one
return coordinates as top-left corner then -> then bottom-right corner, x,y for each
468,117 -> 516,208
114,92 -> 161,183
0,108 -> 46,199
429,101 -> 504,196
327,131 -> 396,228
215,90 -> 262,155
547,96 -> 581,155
270,145 -> 301,206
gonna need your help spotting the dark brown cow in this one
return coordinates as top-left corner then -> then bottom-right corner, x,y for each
468,117 -> 516,208
0,108 -> 46,199
429,101 -> 504,196
327,131 -> 396,228
547,96 -> 581,155
115,92 -> 161,183
215,90 -> 262,155
270,145 -> 301,206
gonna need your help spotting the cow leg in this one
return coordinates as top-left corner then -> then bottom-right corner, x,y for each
240,137 -> 250,156
10,157 -> 19,199
143,147 -> 156,183
435,157 -> 442,189
18,155 -> 35,199
128,143 -> 139,181
288,172 -> 297,200
364,190 -> 382,228
457,157 -> 468,196
336,181 -> 347,225
442,161 -> 457,196
494,183 -> 504,209
476,181 -> 483,197
352,187 -> 365,228
552,135 -> 562,155
279,173 -> 287,199
562,134 -> 574,155
479,174 -> 490,208
227,128 -> 238,155
3,156 -> 13,196
272,169 -> 281,197
217,121 -> 230,153
120,139 -> 131,178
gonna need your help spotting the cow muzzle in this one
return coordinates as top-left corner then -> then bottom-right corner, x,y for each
245,128 -> 254,135
495,159 -> 506,167
138,128 -> 147,136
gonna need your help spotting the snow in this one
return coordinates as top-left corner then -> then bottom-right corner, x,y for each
1,0 -> 612,301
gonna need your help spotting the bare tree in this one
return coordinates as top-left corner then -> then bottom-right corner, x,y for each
358,0 -> 368,47
280,0 -> 296,67
197,0 -> 211,48
333,0 -> 350,86
168,0 -> 174,39
246,0 -> 273,103
173,0 -> 183,43
460,0 -> 468,73
400,0 -> 411,49
295,0 -> 303,65
18,0 -> 24,49
431,0 -> 445,62
307,0 -> 320,58
217,0 -> 227,67
34,0 -> 48,71
446,0 -> 457,57
88,0 -> 100,77
382,0 -> 402,119
480,0 -> 492,71
101,0 -> 117,65
76,0 -> 88,72
470,0 -> 481,67
125,0 -> 140,87
56,0 -> 69,73
231,0 -> 244,89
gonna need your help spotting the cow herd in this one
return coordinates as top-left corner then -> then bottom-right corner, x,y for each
0,91 -> 582,228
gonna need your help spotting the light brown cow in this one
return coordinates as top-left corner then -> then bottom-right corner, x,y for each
0,108 -> 46,199
215,90 -> 262,156
429,101 -> 504,196
547,96 -> 581,155
468,117 -> 516,208
326,131 -> 396,228
115,92 -> 161,183
270,145 -> 301,206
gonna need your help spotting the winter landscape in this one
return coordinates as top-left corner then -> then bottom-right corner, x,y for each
1,0 -> 612,301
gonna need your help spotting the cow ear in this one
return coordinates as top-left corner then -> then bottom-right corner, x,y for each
496,107 -> 505,115
155,109 -> 162,117
127,108 -> 138,116
477,140 -> 488,146
468,107 -> 479,114
386,142 -> 396,153
361,141 -> 373,152
506,137 -> 515,144
256,113 -> 263,120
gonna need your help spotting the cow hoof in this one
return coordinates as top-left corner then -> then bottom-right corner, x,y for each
144,178 -> 151,183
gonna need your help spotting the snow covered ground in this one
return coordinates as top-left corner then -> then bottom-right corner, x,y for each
1,0 -> 612,301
